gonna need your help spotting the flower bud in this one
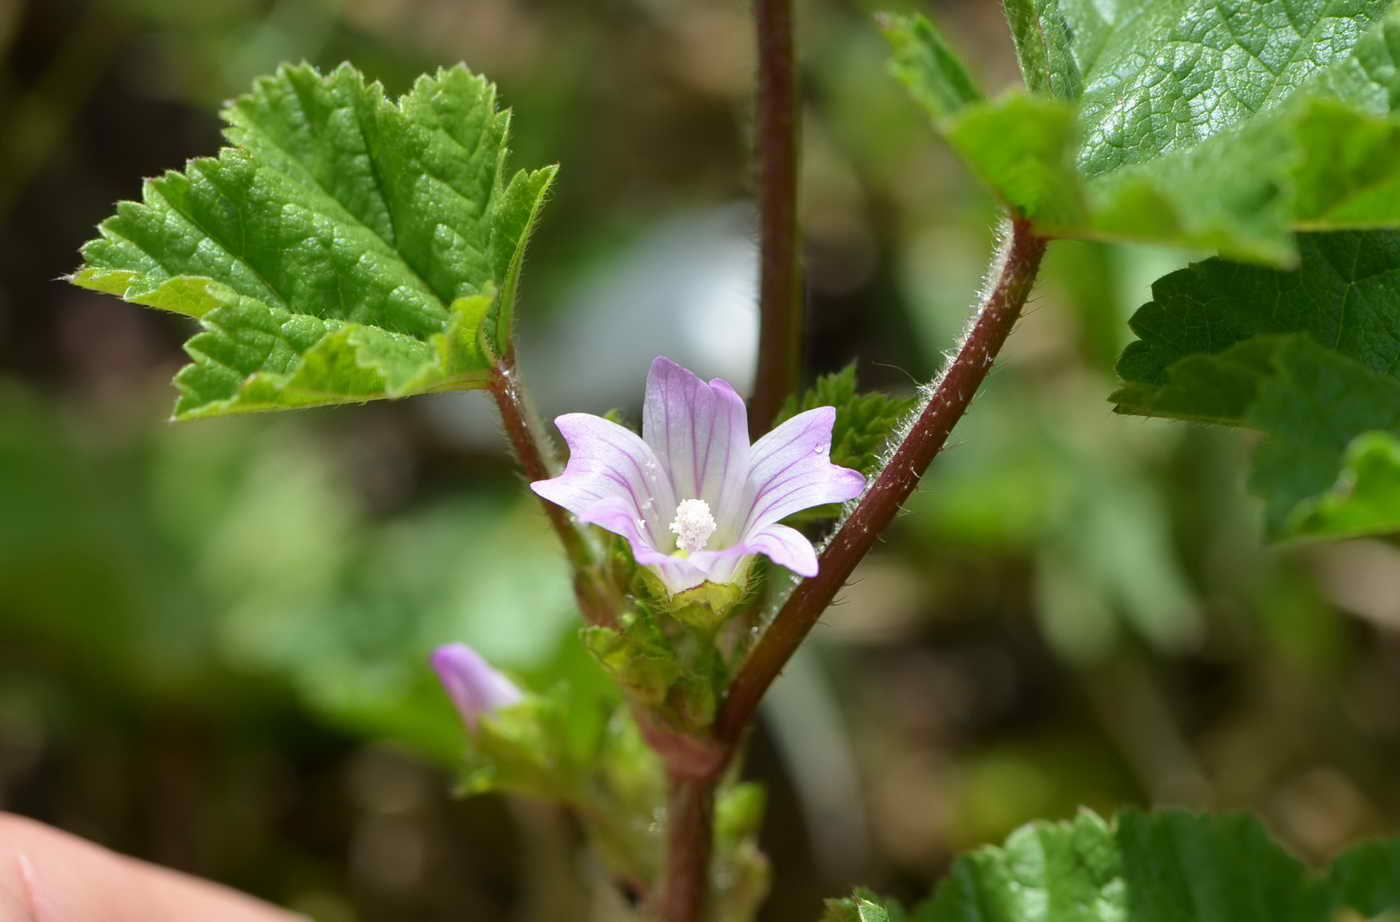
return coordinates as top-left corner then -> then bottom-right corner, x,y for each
431,643 -> 523,730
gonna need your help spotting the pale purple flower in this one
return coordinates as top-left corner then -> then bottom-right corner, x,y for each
531,356 -> 866,594
432,644 -> 524,730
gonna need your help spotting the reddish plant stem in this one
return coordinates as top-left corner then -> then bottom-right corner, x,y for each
716,218 -> 1048,744
749,0 -> 803,437
658,771 -> 718,922
653,4 -> 803,910
490,365 -> 593,573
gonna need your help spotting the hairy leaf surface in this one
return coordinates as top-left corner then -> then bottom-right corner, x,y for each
887,4 -> 1400,262
71,63 -> 554,418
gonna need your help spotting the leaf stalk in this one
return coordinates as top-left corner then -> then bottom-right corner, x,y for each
489,364 -> 595,573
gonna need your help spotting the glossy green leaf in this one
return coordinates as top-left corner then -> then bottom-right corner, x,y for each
888,4 -> 1400,262
827,810 -> 1400,922
71,63 -> 554,419
1113,230 -> 1400,537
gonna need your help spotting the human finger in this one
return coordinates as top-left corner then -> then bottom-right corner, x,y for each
0,813 -> 302,922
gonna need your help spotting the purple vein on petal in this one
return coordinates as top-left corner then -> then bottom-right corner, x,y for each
533,356 -> 863,594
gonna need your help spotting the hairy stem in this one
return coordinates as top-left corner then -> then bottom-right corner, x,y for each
650,1 -> 804,912
748,0 -> 803,437
716,217 -> 1048,743
490,365 -> 594,572
658,771 -> 717,922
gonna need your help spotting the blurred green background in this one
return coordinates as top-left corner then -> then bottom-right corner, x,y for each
2,0 -> 1399,919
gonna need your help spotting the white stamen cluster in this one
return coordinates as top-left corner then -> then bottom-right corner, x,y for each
669,498 -> 717,554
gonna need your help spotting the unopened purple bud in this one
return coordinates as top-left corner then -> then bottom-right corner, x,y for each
431,644 -> 523,730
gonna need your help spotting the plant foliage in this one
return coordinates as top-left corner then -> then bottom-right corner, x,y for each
887,3 -> 1400,263
70,63 -> 554,419
1113,230 -> 1400,538
823,809 -> 1400,922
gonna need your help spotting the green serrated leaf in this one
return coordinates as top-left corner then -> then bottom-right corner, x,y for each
891,3 -> 1400,262
1113,230 -> 1400,538
881,12 -> 982,120
922,810 -> 1125,922
1327,834 -> 1400,918
942,93 -> 1087,233
70,63 -> 554,419
1287,431 -> 1400,539
834,809 -> 1400,922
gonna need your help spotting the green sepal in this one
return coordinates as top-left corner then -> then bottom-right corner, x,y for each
455,696 -> 677,890
458,696 -> 582,800
669,577 -> 749,631
581,611 -> 681,710
580,606 -> 726,733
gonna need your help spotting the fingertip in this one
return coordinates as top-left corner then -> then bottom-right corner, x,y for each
0,813 -> 300,922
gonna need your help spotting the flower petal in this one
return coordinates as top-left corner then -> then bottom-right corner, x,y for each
431,644 -> 523,730
684,543 -> 754,586
647,557 -> 710,594
743,407 -> 866,532
744,523 -> 819,577
642,357 -> 751,539
531,413 -> 676,550
684,522 -> 818,582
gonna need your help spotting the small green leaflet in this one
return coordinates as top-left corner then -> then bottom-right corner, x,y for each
886,2 -> 1400,263
822,889 -> 904,922
1113,230 -> 1400,539
821,809 -> 1400,922
881,12 -> 982,120
70,63 -> 554,419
